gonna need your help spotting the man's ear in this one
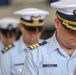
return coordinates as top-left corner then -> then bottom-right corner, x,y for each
54,18 -> 60,29
18,23 -> 23,32
18,23 -> 22,29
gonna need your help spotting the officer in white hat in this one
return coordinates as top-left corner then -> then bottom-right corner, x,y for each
0,8 -> 49,75
20,0 -> 76,75
0,17 -> 21,55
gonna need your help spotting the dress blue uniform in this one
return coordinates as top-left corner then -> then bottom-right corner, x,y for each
21,32 -> 76,75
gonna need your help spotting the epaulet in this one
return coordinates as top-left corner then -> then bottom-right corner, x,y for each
1,44 -> 14,53
28,41 -> 47,50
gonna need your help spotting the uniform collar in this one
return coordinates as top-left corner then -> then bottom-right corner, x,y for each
38,39 -> 44,43
47,31 -> 68,55
47,31 -> 60,53
47,32 -> 76,57
71,49 -> 76,57
19,37 -> 43,52
18,36 -> 27,52
0,41 -> 5,50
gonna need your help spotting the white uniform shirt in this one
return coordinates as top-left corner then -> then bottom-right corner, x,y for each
0,36 -> 43,75
21,32 -> 76,75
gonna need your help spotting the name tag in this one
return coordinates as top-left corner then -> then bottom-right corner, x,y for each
43,64 -> 57,67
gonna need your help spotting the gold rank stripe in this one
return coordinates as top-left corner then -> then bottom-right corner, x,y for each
20,20 -> 44,27
56,14 -> 76,25
33,44 -> 37,48
2,50 -> 6,53
29,43 -> 39,49
5,47 -> 8,50
29,46 -> 34,49
8,44 -> 12,48
35,43 -> 39,46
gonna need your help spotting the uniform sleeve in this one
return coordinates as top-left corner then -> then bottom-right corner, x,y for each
0,52 -> 12,75
21,51 -> 39,75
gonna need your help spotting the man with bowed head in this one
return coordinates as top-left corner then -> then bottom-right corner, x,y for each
21,0 -> 76,75
0,8 -> 49,75
0,17 -> 21,55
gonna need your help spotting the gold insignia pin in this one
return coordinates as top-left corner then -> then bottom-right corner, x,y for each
7,25 -> 13,30
31,16 -> 41,23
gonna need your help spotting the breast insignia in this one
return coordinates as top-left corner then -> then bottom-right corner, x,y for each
1,44 -> 14,53
29,41 -> 47,50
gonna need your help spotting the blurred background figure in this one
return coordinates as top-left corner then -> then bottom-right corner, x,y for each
0,0 -> 56,40
0,17 -> 21,54
0,8 -> 49,75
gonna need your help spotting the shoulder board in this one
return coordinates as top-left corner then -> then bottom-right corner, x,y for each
1,44 -> 14,53
29,41 -> 47,50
